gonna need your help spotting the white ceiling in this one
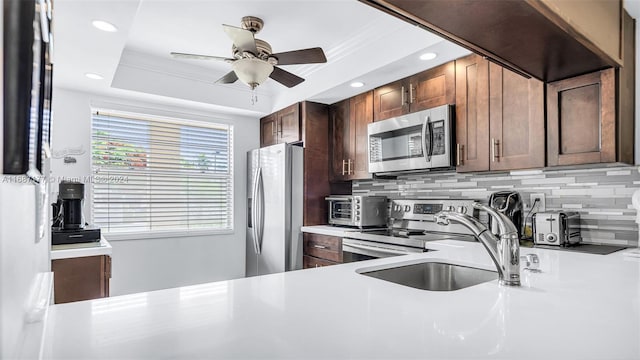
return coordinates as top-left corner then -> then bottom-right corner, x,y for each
53,0 -> 470,116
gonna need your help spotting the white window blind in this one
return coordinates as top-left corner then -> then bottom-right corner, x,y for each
91,111 -> 233,233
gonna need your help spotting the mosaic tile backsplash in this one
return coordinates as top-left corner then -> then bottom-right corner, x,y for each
353,165 -> 640,247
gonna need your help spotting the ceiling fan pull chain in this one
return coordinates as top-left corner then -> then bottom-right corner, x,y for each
251,87 -> 258,106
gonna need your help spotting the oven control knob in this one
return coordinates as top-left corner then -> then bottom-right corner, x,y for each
446,206 -> 455,212
457,206 -> 467,214
356,205 -> 361,210
404,205 -> 411,212
356,211 -> 361,216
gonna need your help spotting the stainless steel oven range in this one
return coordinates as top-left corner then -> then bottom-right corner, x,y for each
341,199 -> 479,263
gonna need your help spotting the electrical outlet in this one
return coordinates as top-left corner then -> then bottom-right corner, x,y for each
529,193 -> 546,212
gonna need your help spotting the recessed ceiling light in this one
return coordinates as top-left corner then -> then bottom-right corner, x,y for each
92,20 -> 118,32
419,52 -> 437,61
350,81 -> 365,88
85,73 -> 104,80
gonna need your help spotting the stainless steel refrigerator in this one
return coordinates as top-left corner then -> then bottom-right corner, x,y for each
246,143 -> 304,277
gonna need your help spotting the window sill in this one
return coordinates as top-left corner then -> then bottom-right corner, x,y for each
103,229 -> 235,242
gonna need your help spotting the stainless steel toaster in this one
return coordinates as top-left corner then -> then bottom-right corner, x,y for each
533,211 -> 581,246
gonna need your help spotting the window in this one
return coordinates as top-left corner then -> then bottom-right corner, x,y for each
91,111 -> 233,233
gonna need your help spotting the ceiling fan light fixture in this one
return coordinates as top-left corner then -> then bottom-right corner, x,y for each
232,58 -> 274,89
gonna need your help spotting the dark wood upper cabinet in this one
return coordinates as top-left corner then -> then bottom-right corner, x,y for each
330,99 -> 350,181
455,54 -> 490,172
259,103 -> 301,147
488,63 -> 545,171
260,113 -> 278,148
373,63 -> 456,122
278,104 -> 301,144
330,92 -> 373,181
547,69 -> 616,166
348,91 -> 373,180
456,54 -> 545,172
361,0 -> 622,82
409,61 -> 455,112
373,79 -> 408,122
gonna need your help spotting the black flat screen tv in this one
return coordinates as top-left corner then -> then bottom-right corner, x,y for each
3,0 -> 51,177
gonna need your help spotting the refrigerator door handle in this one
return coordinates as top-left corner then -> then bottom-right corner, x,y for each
251,167 -> 261,254
257,166 -> 265,253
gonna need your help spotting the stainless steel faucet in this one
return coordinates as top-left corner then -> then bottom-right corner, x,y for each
435,203 -> 520,286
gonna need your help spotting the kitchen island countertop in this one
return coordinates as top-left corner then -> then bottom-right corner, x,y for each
42,240 -> 640,359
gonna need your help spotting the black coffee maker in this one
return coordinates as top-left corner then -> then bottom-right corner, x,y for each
54,181 -> 85,229
488,191 -> 523,239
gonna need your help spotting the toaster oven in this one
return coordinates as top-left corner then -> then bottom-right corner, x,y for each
325,195 -> 387,228
533,211 -> 581,246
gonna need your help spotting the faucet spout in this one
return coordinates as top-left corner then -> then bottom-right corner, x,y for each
435,209 -> 520,286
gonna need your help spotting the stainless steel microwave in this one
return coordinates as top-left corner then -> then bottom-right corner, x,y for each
367,104 -> 454,174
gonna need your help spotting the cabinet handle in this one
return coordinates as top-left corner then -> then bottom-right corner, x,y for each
348,159 -> 352,175
342,160 -> 347,175
401,86 -> 406,106
409,84 -> 415,104
456,144 -> 463,166
492,138 -> 500,162
313,244 -> 328,249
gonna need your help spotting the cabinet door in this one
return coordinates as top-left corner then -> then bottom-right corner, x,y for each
409,61 -> 455,112
489,63 -> 545,170
278,103 -> 301,143
455,54 -> 490,172
260,114 -> 278,147
330,99 -> 350,181
348,91 -> 373,180
373,79 -> 409,121
52,255 -> 110,304
547,69 -> 615,166
303,255 -> 339,269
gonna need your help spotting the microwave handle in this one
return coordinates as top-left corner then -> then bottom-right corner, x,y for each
422,116 -> 433,162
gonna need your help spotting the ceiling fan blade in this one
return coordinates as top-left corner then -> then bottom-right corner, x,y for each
170,52 -> 234,62
222,24 -> 258,55
215,71 -> 238,84
269,66 -> 305,88
271,47 -> 327,65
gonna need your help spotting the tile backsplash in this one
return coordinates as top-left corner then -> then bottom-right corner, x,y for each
353,165 -> 640,247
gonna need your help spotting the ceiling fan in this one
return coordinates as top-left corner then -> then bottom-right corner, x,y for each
170,16 -> 327,90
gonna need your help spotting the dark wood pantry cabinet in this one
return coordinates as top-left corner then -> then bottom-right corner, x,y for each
330,91 -> 373,181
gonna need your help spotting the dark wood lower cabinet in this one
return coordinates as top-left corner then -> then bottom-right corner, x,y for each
52,255 -> 111,304
303,255 -> 339,268
303,233 -> 342,269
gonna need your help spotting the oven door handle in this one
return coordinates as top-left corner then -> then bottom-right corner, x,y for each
343,241 -> 414,257
325,197 -> 352,201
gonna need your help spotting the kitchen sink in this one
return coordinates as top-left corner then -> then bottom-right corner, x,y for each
360,261 -> 498,291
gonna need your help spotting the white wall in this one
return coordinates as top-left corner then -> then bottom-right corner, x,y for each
0,4 -> 51,358
50,88 -> 259,295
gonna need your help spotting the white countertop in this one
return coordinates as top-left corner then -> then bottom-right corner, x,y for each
50,238 -> 112,260
42,241 -> 640,359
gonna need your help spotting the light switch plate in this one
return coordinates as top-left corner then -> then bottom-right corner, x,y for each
530,193 -> 546,212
